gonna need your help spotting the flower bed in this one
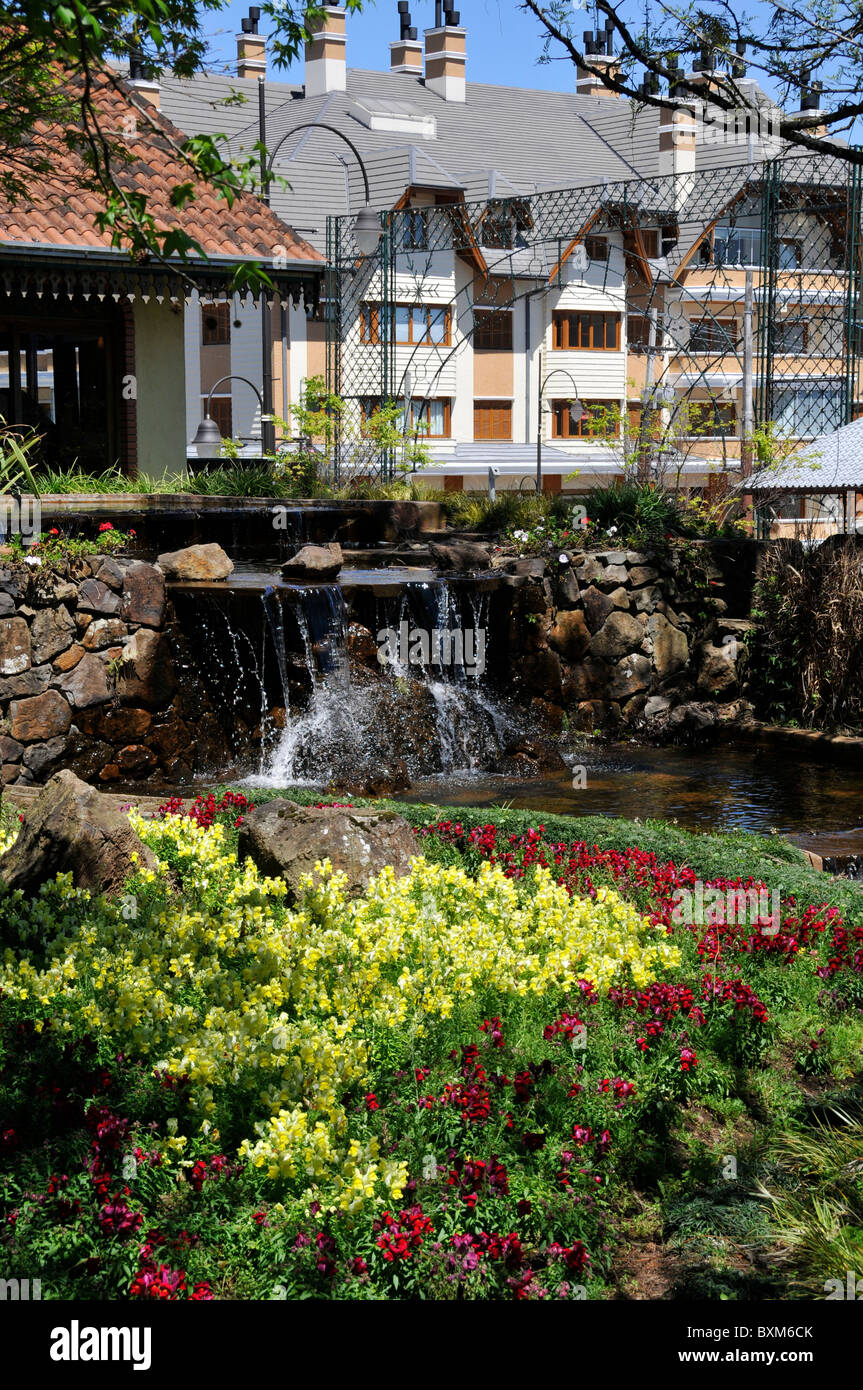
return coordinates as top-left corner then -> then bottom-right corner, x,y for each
1,805 -> 861,1299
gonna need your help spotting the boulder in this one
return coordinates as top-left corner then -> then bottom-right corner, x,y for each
562,659 -> 610,703
121,561 -> 166,627
629,566 -> 659,588
157,543 -> 234,582
552,567 -> 580,607
643,694 -> 672,718
281,543 -> 343,581
548,608 -> 590,660
581,585 -> 615,633
30,606 -> 76,664
22,736 -> 68,778
608,654 -> 652,700
428,541 -> 491,573
0,768 -> 156,895
116,628 -> 177,707
91,557 -> 127,592
0,617 -> 31,675
53,643 -> 85,674
7,690 -> 72,742
82,618 -> 129,651
590,611 -> 644,662
503,557 -> 546,580
56,653 -> 112,710
647,613 -> 690,679
596,564 -> 630,591
238,800 -> 418,900
77,578 -> 121,615
696,641 -> 738,698
0,666 -> 52,700
347,623 -> 380,669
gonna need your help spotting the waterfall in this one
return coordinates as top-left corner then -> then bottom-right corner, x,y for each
252,576 -> 515,789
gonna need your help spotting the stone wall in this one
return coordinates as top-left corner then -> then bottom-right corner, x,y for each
502,540 -> 760,739
0,556 -> 225,787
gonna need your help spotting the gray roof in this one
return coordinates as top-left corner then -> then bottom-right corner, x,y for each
749,416 -> 863,492
158,67 -> 819,256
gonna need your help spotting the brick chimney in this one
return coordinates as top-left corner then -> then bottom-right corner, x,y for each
391,1 -> 422,73
305,6 -> 347,98
237,8 -> 266,80
658,83 -> 697,209
576,23 -> 621,97
127,49 -> 160,109
424,3 -> 465,103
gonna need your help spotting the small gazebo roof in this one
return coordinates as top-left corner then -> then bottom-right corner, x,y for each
748,416 -> 863,493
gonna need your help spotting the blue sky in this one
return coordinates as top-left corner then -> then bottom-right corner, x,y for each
202,1 -> 609,91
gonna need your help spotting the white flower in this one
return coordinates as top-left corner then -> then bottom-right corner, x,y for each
559,553 -> 569,564
23,555 -> 42,566
607,525 -> 618,536
513,529 -> 528,542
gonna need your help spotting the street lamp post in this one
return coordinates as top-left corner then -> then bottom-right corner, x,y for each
257,91 -> 384,458
190,374 -> 265,458
536,349 -> 583,494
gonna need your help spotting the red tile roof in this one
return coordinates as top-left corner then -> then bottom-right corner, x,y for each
0,69 -> 322,266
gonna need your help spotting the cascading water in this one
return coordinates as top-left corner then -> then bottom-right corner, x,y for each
253,575 -> 517,789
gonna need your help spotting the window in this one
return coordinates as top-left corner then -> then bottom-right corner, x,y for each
585,235 -> 608,262
360,303 -> 380,344
640,230 -> 659,258
482,198 -> 532,250
688,318 -> 738,354
627,313 -> 653,349
774,385 -> 842,437
774,319 -> 809,353
361,396 -> 451,437
552,311 -> 621,351
779,238 -> 802,269
205,395 -> 232,438
201,302 -> 230,346
394,304 -> 451,346
712,224 -> 762,267
687,399 -> 736,437
551,398 -> 620,439
473,308 -> 513,350
408,398 -> 451,437
402,208 -> 428,251
474,401 -> 512,440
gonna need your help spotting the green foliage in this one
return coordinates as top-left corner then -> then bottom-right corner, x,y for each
0,418 -> 40,495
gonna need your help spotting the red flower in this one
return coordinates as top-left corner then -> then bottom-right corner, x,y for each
49,527 -> 60,537
98,521 -> 114,532
365,1093 -> 380,1112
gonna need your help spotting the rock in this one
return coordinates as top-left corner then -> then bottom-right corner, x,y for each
548,609 -> 590,660
608,654 -> 651,700
0,666 -> 52,700
608,586 -> 631,610
157,543 -> 234,582
581,585 -> 615,633
633,585 -> 665,613
281,543 -> 343,581
562,659 -> 610,703
629,566 -> 659,588
82,618 -> 129,651
347,623 -> 380,669
596,564 -> 630,591
553,567 -> 580,607
696,641 -> 738,698
647,613 -> 690,679
590,611 -> 644,662
644,695 -> 672,718
7,690 -> 72,742
116,629 -> 177,707
57,653 -> 112,709
77,578 -> 121,615
91,557 -> 127,592
121,562 -> 166,628
237,800 -> 418,900
503,557 -> 546,580
0,592 -> 14,616
0,768 -> 156,895
30,606 -> 76,663
801,849 -> 824,872
0,617 -> 31,675
53,644 -> 85,673
22,735 -> 68,778
596,550 -> 629,565
115,744 -> 158,776
625,551 -> 650,565
96,707 -> 153,742
0,735 -> 23,763
575,555 -> 604,585
428,541 -> 491,573
52,581 -> 78,603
